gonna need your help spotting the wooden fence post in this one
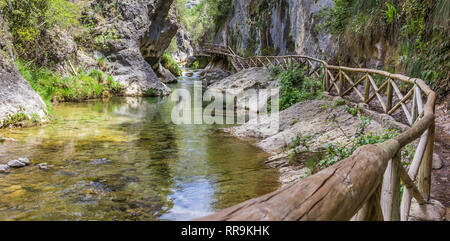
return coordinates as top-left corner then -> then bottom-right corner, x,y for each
339,69 -> 343,96
324,67 -> 329,91
418,123 -> 435,200
364,75 -> 370,102
359,185 -> 384,221
386,79 -> 394,113
381,151 -> 401,221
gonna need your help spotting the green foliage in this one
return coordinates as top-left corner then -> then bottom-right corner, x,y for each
1,0 -> 79,58
317,0 -> 449,97
96,57 -> 108,71
191,61 -> 200,69
345,104 -> 362,116
317,0 -> 354,34
1,112 -> 29,128
271,63 -> 323,111
384,2 -> 398,24
145,89 -> 158,97
17,60 -> 124,111
175,0 -> 233,43
332,98 -> 346,107
317,117 -> 399,171
268,65 -> 282,78
160,52 -> 182,77
93,29 -> 117,50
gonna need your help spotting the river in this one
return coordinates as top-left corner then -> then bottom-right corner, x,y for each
0,70 -> 280,221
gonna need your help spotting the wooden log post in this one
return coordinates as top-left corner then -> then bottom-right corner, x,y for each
386,79 -> 394,114
352,202 -> 369,221
411,86 -> 419,124
364,75 -> 371,102
400,129 -> 429,220
360,185 -> 384,221
381,151 -> 401,221
418,123 -> 435,200
324,67 -> 329,91
339,70 -> 343,96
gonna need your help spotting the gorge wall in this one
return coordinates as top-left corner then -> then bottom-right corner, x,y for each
213,0 -> 337,60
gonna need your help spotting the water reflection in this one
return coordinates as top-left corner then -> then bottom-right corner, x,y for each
0,70 -> 280,220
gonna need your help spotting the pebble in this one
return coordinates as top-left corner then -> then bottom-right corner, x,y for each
38,163 -> 49,170
0,164 -> 10,173
89,158 -> 111,165
7,160 -> 26,168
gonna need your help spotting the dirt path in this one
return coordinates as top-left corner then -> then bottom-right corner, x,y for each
431,95 -> 450,215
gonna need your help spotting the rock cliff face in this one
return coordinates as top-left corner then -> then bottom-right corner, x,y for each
0,15 -> 47,126
93,0 -> 179,96
214,0 -> 337,60
173,24 -> 195,63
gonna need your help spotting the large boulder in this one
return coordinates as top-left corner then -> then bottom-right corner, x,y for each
90,0 -> 180,96
156,63 -> 178,84
0,14 -> 47,126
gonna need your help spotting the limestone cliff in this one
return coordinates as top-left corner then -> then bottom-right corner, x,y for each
87,0 -> 180,96
0,14 -> 47,126
213,0 -> 337,60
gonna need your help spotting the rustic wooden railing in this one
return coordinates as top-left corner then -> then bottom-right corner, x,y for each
197,44 -> 437,221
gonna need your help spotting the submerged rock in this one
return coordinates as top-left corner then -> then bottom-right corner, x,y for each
38,163 -> 49,170
0,137 -> 16,142
7,160 -> 26,168
0,164 -> 10,173
89,158 -> 112,165
18,158 -> 31,166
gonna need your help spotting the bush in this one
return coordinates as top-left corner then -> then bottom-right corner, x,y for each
1,0 -> 79,59
160,52 -> 182,77
317,0 -> 449,97
273,64 -> 323,111
304,117 -> 403,175
175,0 -> 233,43
1,112 -> 28,128
17,60 -> 124,111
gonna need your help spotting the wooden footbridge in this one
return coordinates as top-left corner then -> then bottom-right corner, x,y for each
196,44 -> 438,221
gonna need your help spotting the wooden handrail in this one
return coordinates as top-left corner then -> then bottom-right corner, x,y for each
197,45 -> 437,221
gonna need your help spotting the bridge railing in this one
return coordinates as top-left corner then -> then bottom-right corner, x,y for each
197,47 -> 437,221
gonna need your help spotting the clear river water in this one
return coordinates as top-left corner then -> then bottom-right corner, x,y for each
0,70 -> 280,221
